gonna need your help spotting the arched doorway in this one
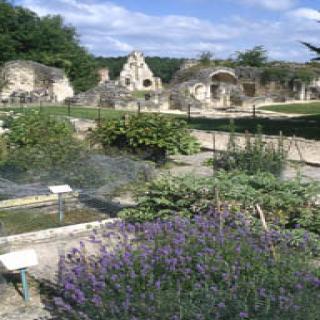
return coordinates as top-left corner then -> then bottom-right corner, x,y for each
194,84 -> 206,101
210,71 -> 237,108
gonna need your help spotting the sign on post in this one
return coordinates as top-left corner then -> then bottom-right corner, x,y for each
0,249 -> 38,302
48,185 -> 73,223
48,185 -> 72,194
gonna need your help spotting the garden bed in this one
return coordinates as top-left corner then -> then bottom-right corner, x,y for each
0,209 -> 105,236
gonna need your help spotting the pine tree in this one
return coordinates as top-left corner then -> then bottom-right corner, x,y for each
302,42 -> 320,61
302,18 -> 320,61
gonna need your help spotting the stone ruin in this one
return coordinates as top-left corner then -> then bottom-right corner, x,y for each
169,63 -> 320,111
72,51 -> 164,110
119,51 -> 162,92
71,81 -> 137,110
0,60 -> 74,104
4,53 -> 318,114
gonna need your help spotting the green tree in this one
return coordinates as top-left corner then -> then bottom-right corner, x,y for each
235,45 -> 268,67
198,51 -> 214,66
0,0 -> 99,92
302,19 -> 320,61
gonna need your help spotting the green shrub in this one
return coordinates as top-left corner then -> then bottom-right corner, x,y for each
5,110 -> 78,169
55,215 -> 320,319
119,171 -> 320,236
208,123 -> 287,176
89,114 -> 200,163
2,111 -> 102,187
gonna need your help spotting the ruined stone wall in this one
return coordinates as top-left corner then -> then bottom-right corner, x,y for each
119,51 -> 162,91
0,62 -> 35,98
0,60 -> 74,103
52,79 -> 74,103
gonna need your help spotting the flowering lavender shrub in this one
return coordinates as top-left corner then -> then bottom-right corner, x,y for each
55,212 -> 320,319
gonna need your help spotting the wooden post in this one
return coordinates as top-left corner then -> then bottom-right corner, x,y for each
58,193 -> 64,223
215,187 -> 221,212
19,96 -> 23,112
20,268 -> 29,302
187,104 -> 191,123
137,101 -> 141,115
98,107 -> 101,127
256,204 -> 277,260
294,135 -> 304,163
212,132 -> 216,175
252,104 -> 256,118
67,99 -> 71,117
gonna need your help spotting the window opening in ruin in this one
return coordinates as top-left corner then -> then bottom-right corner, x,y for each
210,84 -> 219,99
242,83 -> 256,97
143,79 -> 152,88
125,78 -> 131,86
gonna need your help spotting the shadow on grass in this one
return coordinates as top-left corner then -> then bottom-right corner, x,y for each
187,115 -> 320,140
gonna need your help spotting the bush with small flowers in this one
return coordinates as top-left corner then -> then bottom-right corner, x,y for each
54,210 -> 320,320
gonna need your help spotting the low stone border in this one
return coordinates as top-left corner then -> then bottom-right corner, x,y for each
0,218 -> 120,246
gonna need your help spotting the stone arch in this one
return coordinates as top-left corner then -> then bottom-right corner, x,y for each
143,79 -> 152,88
210,70 -> 237,84
193,83 -> 206,101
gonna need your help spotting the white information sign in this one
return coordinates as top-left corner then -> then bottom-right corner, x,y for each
0,249 -> 38,271
48,185 -> 72,194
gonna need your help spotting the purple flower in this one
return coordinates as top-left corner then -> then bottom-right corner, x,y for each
239,311 -> 248,318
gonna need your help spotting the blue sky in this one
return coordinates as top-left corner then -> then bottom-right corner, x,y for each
16,0 -> 320,61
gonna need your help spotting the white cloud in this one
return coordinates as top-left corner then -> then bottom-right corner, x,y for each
288,8 -> 320,20
238,0 -> 296,11
20,0 -> 239,57
18,0 -> 320,61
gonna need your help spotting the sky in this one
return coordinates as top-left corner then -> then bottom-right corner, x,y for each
15,0 -> 320,61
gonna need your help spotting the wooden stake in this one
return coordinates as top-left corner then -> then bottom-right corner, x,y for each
256,204 -> 268,231
256,204 -> 277,260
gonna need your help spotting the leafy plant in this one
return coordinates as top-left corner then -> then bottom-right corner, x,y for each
5,110 -> 80,169
2,110 -> 103,187
89,114 -> 200,163
120,171 -> 320,237
208,122 -> 287,176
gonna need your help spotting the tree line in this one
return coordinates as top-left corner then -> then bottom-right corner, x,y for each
0,0 -> 184,92
0,0 -> 318,93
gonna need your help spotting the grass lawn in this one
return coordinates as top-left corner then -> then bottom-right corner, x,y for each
0,208 -> 106,236
1,105 -> 319,140
132,90 -> 149,99
260,102 -> 320,114
0,105 -> 130,121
